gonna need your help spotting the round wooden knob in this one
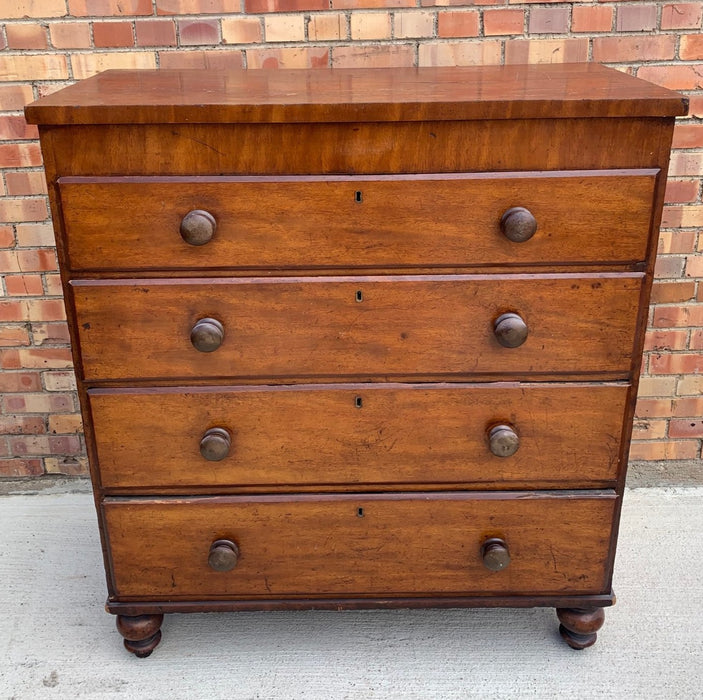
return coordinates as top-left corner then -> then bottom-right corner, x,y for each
190,317 -> 224,353
500,207 -> 537,243
494,312 -> 528,348
488,424 -> 520,457
180,209 -> 216,246
208,539 -> 239,572
200,427 -> 231,461
481,538 -> 511,572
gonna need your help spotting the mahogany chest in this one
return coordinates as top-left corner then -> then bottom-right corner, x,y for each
26,64 -> 686,656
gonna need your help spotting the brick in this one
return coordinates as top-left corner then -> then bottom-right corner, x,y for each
669,419 -> 703,438
0,415 -> 45,435
651,281 -> 697,304
638,64 -> 703,90
5,23 -> 48,49
0,324 -> 30,346
394,11 -> 434,38
592,35 -> 676,63
25,299 -> 67,321
43,371 -> 77,392
644,329 -> 688,351
4,0 -> 67,18
438,11 -> 480,38
3,392 -> 73,413
157,0 -> 241,12
68,0 -> 152,15
629,440 -> 699,461
0,85 -> 34,111
528,7 -> 569,34
422,0 -> 501,5
419,40 -> 502,67
43,274 -> 63,296
653,304 -> 703,328
5,275 -> 45,296
71,51 -> 156,80
616,4 -> 657,31
690,329 -> 703,350
48,413 -> 83,434
9,435 -> 82,456
351,12 -> 392,40
221,17 -> 263,44
634,397 -> 673,417
572,5 -> 613,33
680,34 -> 703,60
45,456 -> 88,475
0,54 -> 68,81
178,19 -> 220,47
483,9 -> 523,36
0,371 -> 41,393
17,347 -> 73,368
245,0 -> 327,12
688,95 -> 703,118
661,205 -> 703,228
661,3 -> 703,29
504,39 -> 588,65
653,254 -> 685,278
307,13 -> 345,41
264,15 -> 306,42
649,352 -> 703,374
674,396 -> 703,416
686,255 -> 703,277
632,419 -> 667,440
0,459 -> 43,477
5,172 -> 47,197
0,225 -> 15,248
637,375 -> 677,397
0,115 -> 39,141
672,124 -> 703,149
332,44 -> 413,68
135,20 -> 177,46
0,198 -> 47,222
50,21 -> 92,49
31,322 -> 70,345
1,249 -> 57,272
335,0 -> 413,7
664,179 -> 699,203
0,143 -> 42,169
15,223 -> 55,247
677,375 -> 703,395
0,349 -> 21,369
247,46 -> 329,69
159,50 -> 244,70
658,230 -> 697,254
93,21 -> 134,48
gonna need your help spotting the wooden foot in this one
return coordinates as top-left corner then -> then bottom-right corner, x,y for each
556,607 -> 605,650
116,614 -> 164,658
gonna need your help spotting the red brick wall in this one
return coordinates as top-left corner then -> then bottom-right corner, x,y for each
1,1 -> 701,477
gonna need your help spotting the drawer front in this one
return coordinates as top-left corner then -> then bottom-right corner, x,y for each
90,383 -> 628,490
59,171 -> 656,271
103,492 -> 617,599
72,273 -> 642,381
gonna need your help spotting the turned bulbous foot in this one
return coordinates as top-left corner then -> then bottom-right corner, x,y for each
556,607 -> 605,650
116,614 -> 164,658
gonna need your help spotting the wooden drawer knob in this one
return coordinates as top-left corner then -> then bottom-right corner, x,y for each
200,427 -> 231,461
208,539 -> 239,572
494,312 -> 528,348
488,424 -> 520,457
180,209 -> 216,246
500,207 -> 537,243
481,538 -> 511,572
190,317 -> 224,352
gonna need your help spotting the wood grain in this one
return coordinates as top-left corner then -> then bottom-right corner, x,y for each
102,491 -> 617,599
71,273 -> 643,382
24,65 -> 687,125
89,382 -> 628,490
58,171 -> 657,272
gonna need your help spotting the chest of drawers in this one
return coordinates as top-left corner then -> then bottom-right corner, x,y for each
26,64 -> 686,657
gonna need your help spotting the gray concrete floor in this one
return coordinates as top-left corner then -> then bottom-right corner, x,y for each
1,488 -> 702,699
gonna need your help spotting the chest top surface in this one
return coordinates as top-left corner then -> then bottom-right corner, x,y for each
25,63 -> 687,126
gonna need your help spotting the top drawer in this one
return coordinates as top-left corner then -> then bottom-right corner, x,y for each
58,170 -> 656,272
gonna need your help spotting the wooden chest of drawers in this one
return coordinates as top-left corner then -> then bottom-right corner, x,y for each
26,64 -> 686,657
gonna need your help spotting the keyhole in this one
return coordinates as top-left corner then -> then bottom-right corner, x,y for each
355,290 -> 363,302
355,396 -> 363,408
355,190 -> 363,203
357,507 -> 364,517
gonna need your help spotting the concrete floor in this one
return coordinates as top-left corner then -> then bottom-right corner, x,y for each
1,488 -> 702,699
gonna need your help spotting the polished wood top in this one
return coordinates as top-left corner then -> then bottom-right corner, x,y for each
26,63 -> 687,125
